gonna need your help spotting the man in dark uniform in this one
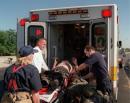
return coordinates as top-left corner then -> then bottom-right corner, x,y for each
72,45 -> 112,95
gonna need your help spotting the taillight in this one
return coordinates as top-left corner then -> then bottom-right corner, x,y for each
102,9 -> 112,18
19,18 -> 27,26
31,14 -> 39,21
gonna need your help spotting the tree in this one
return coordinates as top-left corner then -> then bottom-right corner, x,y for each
125,48 -> 130,52
0,29 -> 16,56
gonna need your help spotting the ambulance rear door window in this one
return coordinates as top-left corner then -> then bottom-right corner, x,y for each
28,26 -> 44,47
92,23 -> 107,52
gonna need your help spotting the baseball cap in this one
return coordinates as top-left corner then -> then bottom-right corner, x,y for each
19,45 -> 38,57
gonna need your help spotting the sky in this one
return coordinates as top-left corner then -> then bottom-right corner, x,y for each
0,0 -> 130,48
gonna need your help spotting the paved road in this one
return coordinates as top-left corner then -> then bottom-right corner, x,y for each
117,68 -> 130,103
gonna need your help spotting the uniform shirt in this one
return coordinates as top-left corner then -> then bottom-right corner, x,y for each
84,52 -> 108,80
32,46 -> 49,73
4,64 -> 42,92
84,52 -> 112,93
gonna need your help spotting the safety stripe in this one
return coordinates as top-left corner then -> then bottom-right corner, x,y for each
110,66 -> 118,81
13,65 -> 24,73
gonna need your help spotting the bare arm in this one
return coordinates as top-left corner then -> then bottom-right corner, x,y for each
32,90 -> 40,103
76,63 -> 89,72
72,57 -> 89,73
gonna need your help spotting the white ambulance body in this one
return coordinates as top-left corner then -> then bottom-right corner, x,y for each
17,4 -> 119,99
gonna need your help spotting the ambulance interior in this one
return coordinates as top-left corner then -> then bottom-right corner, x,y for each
49,22 -> 107,67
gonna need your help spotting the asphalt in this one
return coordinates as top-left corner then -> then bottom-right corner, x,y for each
117,68 -> 130,103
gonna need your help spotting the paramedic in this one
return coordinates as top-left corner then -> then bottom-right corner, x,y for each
72,45 -> 112,94
1,46 -> 42,103
32,38 -> 49,73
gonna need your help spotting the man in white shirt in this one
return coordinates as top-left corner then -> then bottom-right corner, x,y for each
32,38 -> 49,73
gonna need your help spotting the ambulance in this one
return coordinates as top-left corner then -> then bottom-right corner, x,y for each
17,4 -> 120,100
